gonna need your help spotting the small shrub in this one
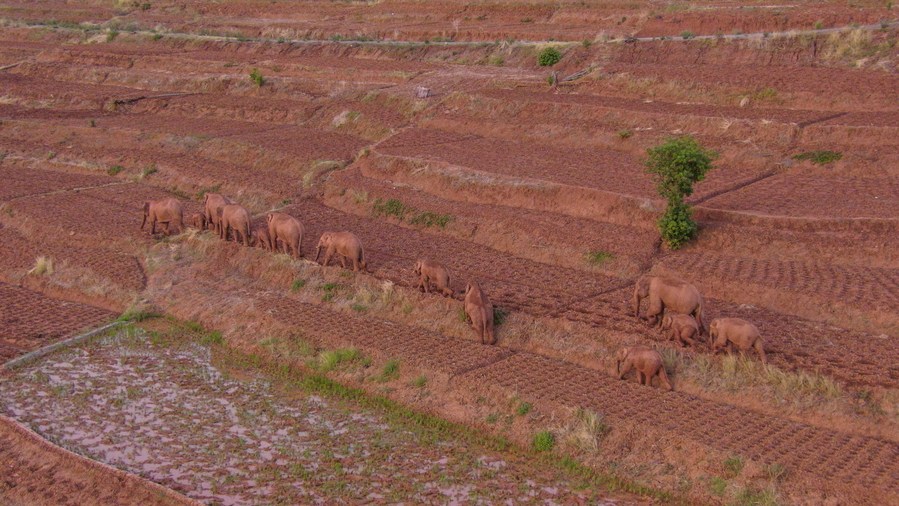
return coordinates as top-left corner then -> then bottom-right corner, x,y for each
380,359 -> 400,381
200,330 -> 223,346
28,256 -> 54,276
657,201 -> 697,250
814,20 -> 824,30
516,401 -> 532,416
107,165 -> 125,176
249,68 -> 265,87
89,119 -> 96,127
724,455 -> 744,477
46,151 -> 56,160
140,164 -> 157,178
351,303 -> 367,312
617,129 -> 633,139
792,150 -> 842,165
106,30 -> 119,42
766,463 -> 787,482
581,39 -> 592,48
734,486 -> 778,506
546,73 -> 556,86
680,30 -> 694,39
140,3 -> 152,11
492,307 -> 508,326
585,250 -> 614,266
409,211 -> 452,228
486,413 -> 499,423
290,279 -> 306,292
709,476 -> 727,496
537,47 -> 562,66
532,431 -> 555,452
152,33 -> 162,41
412,375 -> 428,388
117,307 -> 160,322
372,198 -> 409,220
457,307 -> 469,323
318,348 -> 360,372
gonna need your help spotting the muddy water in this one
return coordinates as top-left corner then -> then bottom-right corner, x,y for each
0,328 -> 631,505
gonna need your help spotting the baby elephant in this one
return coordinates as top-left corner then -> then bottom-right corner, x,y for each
187,212 -> 207,230
661,313 -> 700,347
413,259 -> 454,297
710,318 -> 766,363
252,227 -> 273,252
464,281 -> 496,345
616,346 -> 672,390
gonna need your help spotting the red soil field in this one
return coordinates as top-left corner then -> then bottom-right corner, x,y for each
0,283 -> 112,362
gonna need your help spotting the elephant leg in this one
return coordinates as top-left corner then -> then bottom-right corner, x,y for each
441,286 -> 454,297
755,340 -> 767,364
618,362 -> 631,380
150,217 -> 157,235
657,367 -> 673,391
352,256 -> 361,272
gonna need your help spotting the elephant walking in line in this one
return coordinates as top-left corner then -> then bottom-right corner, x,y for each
203,193 -> 233,235
633,275 -> 705,335
252,226 -> 273,252
267,212 -> 304,259
315,231 -> 367,272
141,198 -> 183,235
616,346 -> 672,390
218,204 -> 251,246
464,281 -> 496,345
710,318 -> 767,363
413,259 -> 454,297
187,212 -> 207,230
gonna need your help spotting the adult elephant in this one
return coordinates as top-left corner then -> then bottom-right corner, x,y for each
632,275 -> 705,334
218,204 -> 251,246
267,212 -> 304,259
203,193 -> 233,235
141,198 -> 183,235
315,231 -> 367,272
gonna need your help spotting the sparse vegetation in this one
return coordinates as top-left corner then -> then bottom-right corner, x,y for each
106,29 -> 119,42
585,250 -> 614,266
561,408 -> 608,453
492,307 -> 508,326
680,30 -> 695,40
291,279 -> 306,292
412,375 -> 428,388
516,401 -> 532,416
379,359 -> 400,382
617,129 -> 633,139
27,256 -> 54,276
116,307 -> 160,323
709,476 -> 728,496
317,348 -> 361,372
537,47 -> 562,66
793,150 -> 842,165
372,199 -> 452,229
107,165 -> 125,176
724,455 -> 744,477
532,431 -> 555,452
140,164 -> 158,178
249,68 -> 265,87
645,136 -> 716,249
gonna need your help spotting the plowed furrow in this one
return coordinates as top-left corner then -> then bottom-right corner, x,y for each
464,353 -> 899,494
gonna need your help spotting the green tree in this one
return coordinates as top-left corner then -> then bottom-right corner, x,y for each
645,136 -> 716,249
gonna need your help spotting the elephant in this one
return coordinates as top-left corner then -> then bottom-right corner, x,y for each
252,226 -> 273,252
218,204 -> 251,246
413,259 -> 454,297
203,193 -> 233,235
661,313 -> 701,347
267,212 -> 304,259
710,318 -> 766,363
187,212 -> 207,230
633,275 -> 705,334
464,281 -> 496,345
616,346 -> 672,390
141,198 -> 183,235
315,231 -> 367,272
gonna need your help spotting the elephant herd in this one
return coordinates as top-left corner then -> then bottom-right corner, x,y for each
141,194 -> 497,345
626,274 -> 767,390
142,195 -> 766,391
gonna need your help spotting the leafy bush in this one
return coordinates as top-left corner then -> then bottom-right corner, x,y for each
585,250 -> 614,266
645,136 -> 716,249
516,401 -> 532,416
537,47 -> 562,66
532,431 -> 555,452
372,198 -> 409,220
793,150 -> 842,165
249,68 -> 265,87
724,455 -> 744,477
617,129 -> 633,139
107,165 -> 125,176
409,211 -> 452,228
680,30 -> 695,39
290,279 -> 306,292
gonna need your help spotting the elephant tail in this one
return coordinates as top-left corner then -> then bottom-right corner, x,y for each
359,243 -> 367,272
140,202 -> 149,229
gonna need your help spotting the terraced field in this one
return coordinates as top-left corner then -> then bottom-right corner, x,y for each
0,1 -> 896,504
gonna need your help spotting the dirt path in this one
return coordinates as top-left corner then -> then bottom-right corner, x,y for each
0,326 -> 640,505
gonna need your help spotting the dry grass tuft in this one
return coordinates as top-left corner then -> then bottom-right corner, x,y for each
559,408 -> 609,454
27,256 -> 54,276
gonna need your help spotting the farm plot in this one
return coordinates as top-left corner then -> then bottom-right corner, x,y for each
280,200 -> 626,316
0,163 -> 116,202
0,416 -> 196,506
465,353 -> 899,500
0,282 -> 112,363
701,174 -> 899,219
0,327 -> 627,505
